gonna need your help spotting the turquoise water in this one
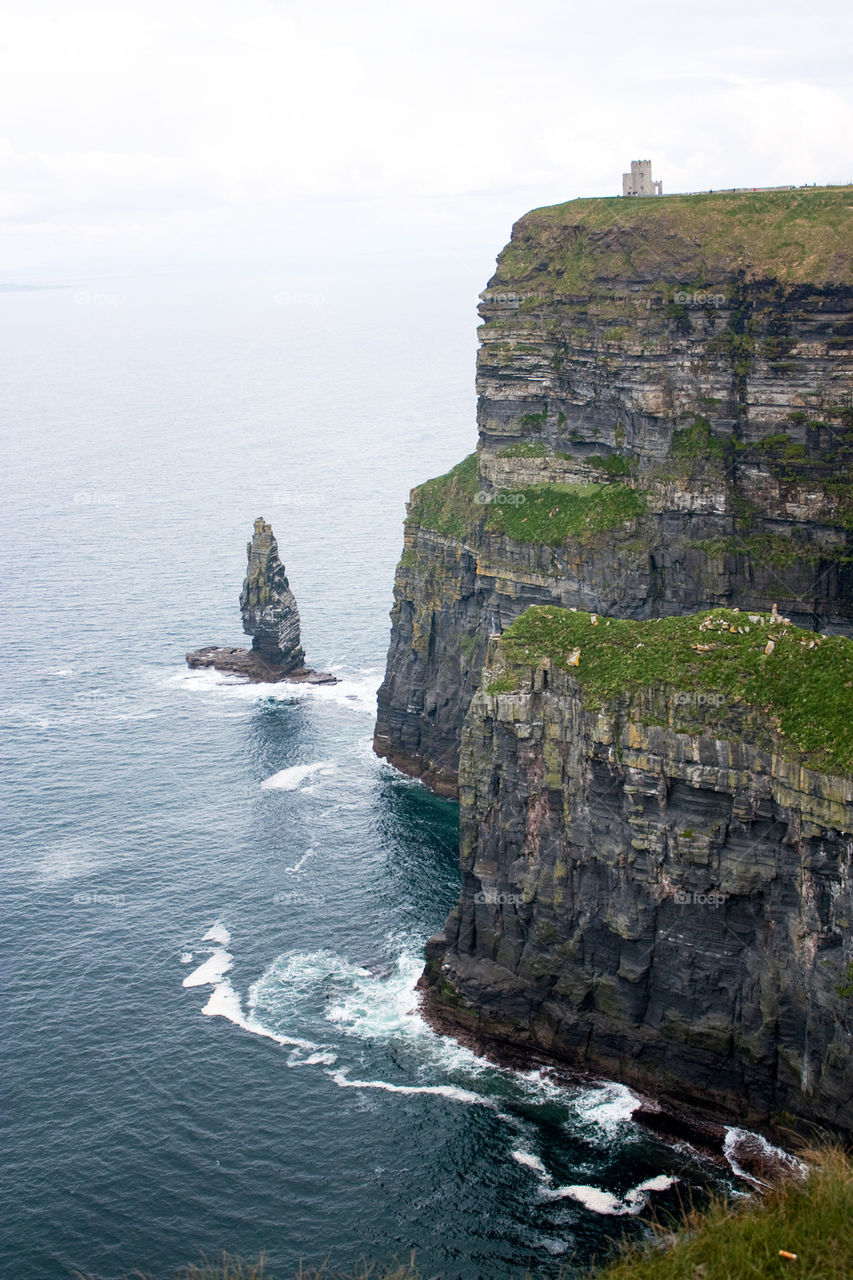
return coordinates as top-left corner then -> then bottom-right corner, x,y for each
2,268 -> 739,1280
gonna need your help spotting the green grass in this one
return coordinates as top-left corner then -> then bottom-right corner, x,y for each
670,415 -> 727,460
595,1146 -> 852,1280
494,186 -> 853,291
406,455 -> 648,547
496,442 -> 548,458
587,454 -> 636,477
693,532 -> 835,569
406,452 -> 479,539
483,482 -> 647,545
499,606 -> 853,772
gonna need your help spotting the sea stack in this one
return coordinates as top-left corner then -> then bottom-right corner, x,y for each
240,517 -> 305,669
186,518 -> 336,684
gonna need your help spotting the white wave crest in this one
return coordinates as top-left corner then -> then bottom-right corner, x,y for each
326,1067 -> 494,1106
574,1081 -> 641,1131
200,974 -> 321,1052
723,1127 -> 807,1185
512,1148 -> 549,1176
169,667 -> 378,715
260,760 -> 337,791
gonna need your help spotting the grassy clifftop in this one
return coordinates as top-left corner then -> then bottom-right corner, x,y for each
491,185 -> 853,290
497,606 -> 853,773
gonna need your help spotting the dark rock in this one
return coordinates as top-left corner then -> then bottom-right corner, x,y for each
376,190 -> 853,1141
185,646 -> 336,684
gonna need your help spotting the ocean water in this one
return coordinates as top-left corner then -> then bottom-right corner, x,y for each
2,265 -> 744,1280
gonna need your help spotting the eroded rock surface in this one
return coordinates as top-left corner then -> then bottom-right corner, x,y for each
420,614 -> 853,1134
239,517 -> 305,668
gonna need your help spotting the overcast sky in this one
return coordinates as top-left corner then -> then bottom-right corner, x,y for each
2,0 -> 851,278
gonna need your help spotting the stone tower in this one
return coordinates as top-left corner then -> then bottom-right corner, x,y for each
622,159 -> 663,196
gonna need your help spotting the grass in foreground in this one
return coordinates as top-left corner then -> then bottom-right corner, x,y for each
500,606 -> 853,772
595,1146 -> 852,1280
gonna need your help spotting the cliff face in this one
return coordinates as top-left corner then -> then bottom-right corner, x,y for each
374,188 -> 853,796
420,607 -> 853,1132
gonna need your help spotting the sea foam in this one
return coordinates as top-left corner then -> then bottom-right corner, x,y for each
543,1174 -> 679,1215
327,1067 -> 494,1107
260,760 -> 337,791
202,922 -> 231,946
182,947 -> 232,987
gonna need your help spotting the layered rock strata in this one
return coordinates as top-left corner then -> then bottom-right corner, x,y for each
420,607 -> 853,1133
374,188 -> 853,796
187,517 -> 335,684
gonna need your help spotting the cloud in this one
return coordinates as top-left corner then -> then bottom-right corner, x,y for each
0,0 -> 851,271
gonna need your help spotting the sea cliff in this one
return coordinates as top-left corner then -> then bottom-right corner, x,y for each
374,186 -> 853,1132
374,187 -> 853,796
419,607 -> 853,1132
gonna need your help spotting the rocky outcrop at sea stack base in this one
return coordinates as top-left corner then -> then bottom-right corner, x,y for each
186,517 -> 336,684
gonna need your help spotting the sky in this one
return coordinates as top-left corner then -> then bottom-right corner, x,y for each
1,0 -> 852,280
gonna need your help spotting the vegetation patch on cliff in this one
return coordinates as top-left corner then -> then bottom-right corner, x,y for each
500,606 -> 853,772
484,481 -> 647,545
406,454 -> 648,548
406,452 -> 479,539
